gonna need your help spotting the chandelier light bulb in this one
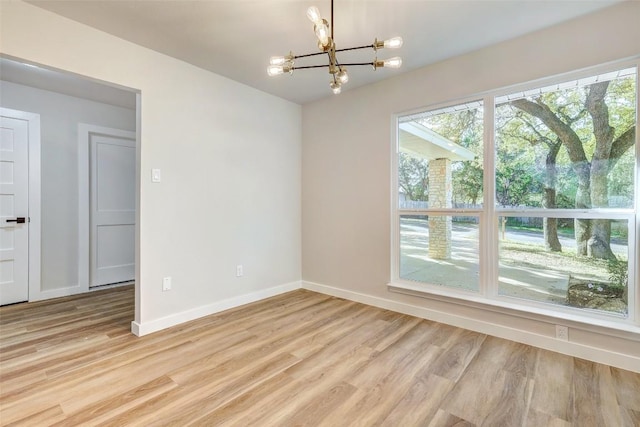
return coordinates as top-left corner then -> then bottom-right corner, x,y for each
314,21 -> 330,47
383,57 -> 403,69
270,56 -> 286,66
267,65 -> 284,76
337,68 -> 348,84
384,37 -> 403,49
307,6 -> 323,24
330,81 -> 341,94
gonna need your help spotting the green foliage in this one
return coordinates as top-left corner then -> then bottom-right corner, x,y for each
422,108 -> 482,149
607,258 -> 628,288
452,161 -> 483,205
608,150 -> 635,207
398,152 -> 428,201
417,106 -> 484,206
606,76 -> 637,138
495,161 -> 542,207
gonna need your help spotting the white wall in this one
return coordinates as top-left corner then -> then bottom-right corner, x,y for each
0,80 -> 136,293
302,2 -> 640,371
0,1 -> 302,333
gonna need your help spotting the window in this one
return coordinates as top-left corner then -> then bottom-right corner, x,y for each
393,62 -> 638,325
397,102 -> 483,292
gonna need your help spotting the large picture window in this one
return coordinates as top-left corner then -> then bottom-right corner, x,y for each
393,62 -> 638,325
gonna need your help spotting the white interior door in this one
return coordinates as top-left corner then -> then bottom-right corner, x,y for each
0,115 -> 29,305
90,134 -> 135,287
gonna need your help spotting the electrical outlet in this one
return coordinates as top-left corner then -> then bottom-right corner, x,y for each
236,265 -> 243,277
555,325 -> 569,341
162,276 -> 172,291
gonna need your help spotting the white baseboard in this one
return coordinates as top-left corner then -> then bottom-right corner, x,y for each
30,281 -> 132,302
131,281 -> 302,337
301,280 -> 640,373
31,285 -> 84,302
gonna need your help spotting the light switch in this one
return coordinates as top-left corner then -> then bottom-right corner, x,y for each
151,168 -> 161,183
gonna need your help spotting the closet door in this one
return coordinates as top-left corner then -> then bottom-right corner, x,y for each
90,134 -> 135,287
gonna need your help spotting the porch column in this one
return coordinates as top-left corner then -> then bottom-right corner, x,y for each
428,158 -> 452,259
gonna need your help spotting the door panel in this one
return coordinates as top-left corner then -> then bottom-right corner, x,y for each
90,134 -> 135,287
0,116 -> 29,305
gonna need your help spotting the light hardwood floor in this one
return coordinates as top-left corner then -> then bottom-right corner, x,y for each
1,286 -> 638,426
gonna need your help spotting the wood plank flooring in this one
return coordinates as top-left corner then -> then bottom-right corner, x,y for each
1,286 -> 639,426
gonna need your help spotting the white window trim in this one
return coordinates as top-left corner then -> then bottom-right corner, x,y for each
390,57 -> 640,332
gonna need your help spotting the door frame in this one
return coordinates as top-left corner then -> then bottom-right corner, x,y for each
0,107 -> 42,302
78,124 -> 136,292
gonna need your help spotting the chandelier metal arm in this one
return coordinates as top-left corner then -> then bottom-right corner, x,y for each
334,44 -> 375,54
292,61 -> 375,71
292,43 -> 379,61
291,65 -> 332,70
293,51 -> 328,60
333,62 -> 375,67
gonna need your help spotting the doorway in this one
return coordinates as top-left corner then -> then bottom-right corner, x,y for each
79,125 -> 136,289
0,57 -> 139,305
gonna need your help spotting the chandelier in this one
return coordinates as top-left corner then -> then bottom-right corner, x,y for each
267,0 -> 403,95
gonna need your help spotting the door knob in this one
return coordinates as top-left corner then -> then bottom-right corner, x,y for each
6,217 -> 26,224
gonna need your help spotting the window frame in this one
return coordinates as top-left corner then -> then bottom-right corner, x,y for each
390,57 -> 640,330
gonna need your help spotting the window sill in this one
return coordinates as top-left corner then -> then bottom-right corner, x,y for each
388,281 -> 640,341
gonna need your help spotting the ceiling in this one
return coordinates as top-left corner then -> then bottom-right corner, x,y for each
0,57 -> 137,109
24,0 -> 623,105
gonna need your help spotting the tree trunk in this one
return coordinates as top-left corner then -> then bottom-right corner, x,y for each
575,218 -> 591,256
588,219 -> 616,260
574,181 -> 592,256
586,82 -> 616,260
544,218 -> 561,252
588,161 -> 616,259
543,142 -> 562,252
